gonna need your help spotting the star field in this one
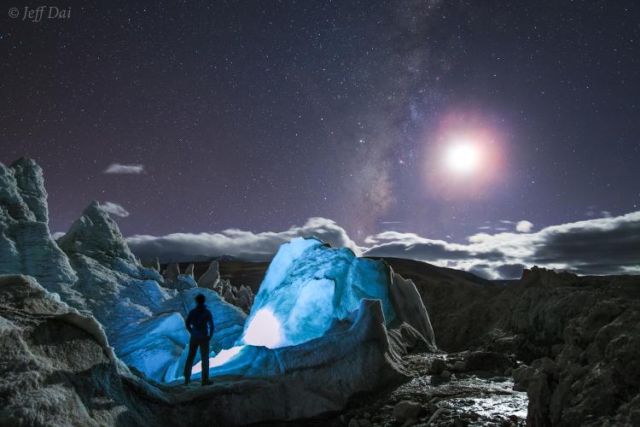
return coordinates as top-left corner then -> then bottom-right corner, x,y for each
1,0 -> 639,243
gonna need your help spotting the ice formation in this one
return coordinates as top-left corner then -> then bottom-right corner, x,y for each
0,157 -> 435,391
0,158 -> 439,423
56,203 -> 247,382
0,159 -> 247,382
0,274 -> 416,425
192,236 -> 435,378
0,159 -> 78,297
241,237 -> 395,348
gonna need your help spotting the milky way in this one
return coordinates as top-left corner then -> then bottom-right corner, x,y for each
2,0 -> 639,243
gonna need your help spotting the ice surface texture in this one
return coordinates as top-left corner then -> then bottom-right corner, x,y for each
0,160 -> 247,382
0,160 -> 77,296
56,202 -> 246,382
193,236 -> 436,378
241,237 -> 396,348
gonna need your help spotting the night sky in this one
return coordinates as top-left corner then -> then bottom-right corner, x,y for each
2,0 -> 639,244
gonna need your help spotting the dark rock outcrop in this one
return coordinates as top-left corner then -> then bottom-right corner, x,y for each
0,275 -> 156,426
509,271 -> 640,426
391,259 -> 640,426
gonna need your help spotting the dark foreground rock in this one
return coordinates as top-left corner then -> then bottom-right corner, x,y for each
509,271 -> 640,426
386,260 -> 640,427
257,353 -> 528,427
0,275 -> 155,426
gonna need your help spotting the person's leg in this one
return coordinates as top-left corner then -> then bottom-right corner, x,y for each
183,339 -> 198,384
200,339 -> 210,385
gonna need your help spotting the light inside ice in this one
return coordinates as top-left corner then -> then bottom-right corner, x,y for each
186,237 -> 395,374
241,308 -> 283,348
192,345 -> 245,374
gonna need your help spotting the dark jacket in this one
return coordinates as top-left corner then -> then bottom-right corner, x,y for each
185,304 -> 214,341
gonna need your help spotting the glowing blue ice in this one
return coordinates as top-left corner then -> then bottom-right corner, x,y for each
188,237 -> 398,379
192,345 -> 245,374
242,308 -> 283,347
239,237 -> 395,349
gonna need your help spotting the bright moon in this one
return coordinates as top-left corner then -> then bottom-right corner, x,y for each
444,140 -> 482,175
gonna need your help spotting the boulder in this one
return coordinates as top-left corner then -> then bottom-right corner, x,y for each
393,400 -> 422,426
429,358 -> 446,375
0,274 -> 156,426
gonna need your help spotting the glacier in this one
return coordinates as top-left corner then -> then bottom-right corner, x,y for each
0,157 -> 437,422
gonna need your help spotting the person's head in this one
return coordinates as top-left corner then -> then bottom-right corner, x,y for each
195,293 -> 206,305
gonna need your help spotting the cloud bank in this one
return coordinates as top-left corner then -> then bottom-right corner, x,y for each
104,163 -> 144,174
364,211 -> 640,279
127,217 -> 359,263
126,211 -> 640,279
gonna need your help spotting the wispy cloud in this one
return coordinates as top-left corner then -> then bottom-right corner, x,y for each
104,163 -> 144,174
101,201 -> 130,218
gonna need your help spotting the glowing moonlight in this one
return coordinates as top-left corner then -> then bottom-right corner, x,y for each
444,139 -> 482,175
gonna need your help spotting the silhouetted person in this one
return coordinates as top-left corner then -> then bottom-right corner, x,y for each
183,293 -> 214,385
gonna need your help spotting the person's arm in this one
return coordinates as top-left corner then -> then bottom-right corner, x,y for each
185,311 -> 193,334
207,312 -> 214,340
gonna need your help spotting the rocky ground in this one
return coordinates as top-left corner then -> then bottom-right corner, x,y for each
165,351 -> 527,427
3,259 -> 639,426
210,259 -> 640,426
322,352 -> 527,427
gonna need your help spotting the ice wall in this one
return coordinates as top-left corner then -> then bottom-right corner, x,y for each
187,237 -> 406,378
0,159 -> 78,299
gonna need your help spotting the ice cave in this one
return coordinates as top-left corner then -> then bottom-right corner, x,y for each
188,237 -> 400,380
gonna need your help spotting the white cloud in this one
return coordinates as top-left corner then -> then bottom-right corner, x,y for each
127,211 -> 640,280
516,220 -> 534,233
364,231 -> 503,262
364,211 -> 640,279
127,217 -> 360,263
104,163 -> 144,174
101,201 -> 130,218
